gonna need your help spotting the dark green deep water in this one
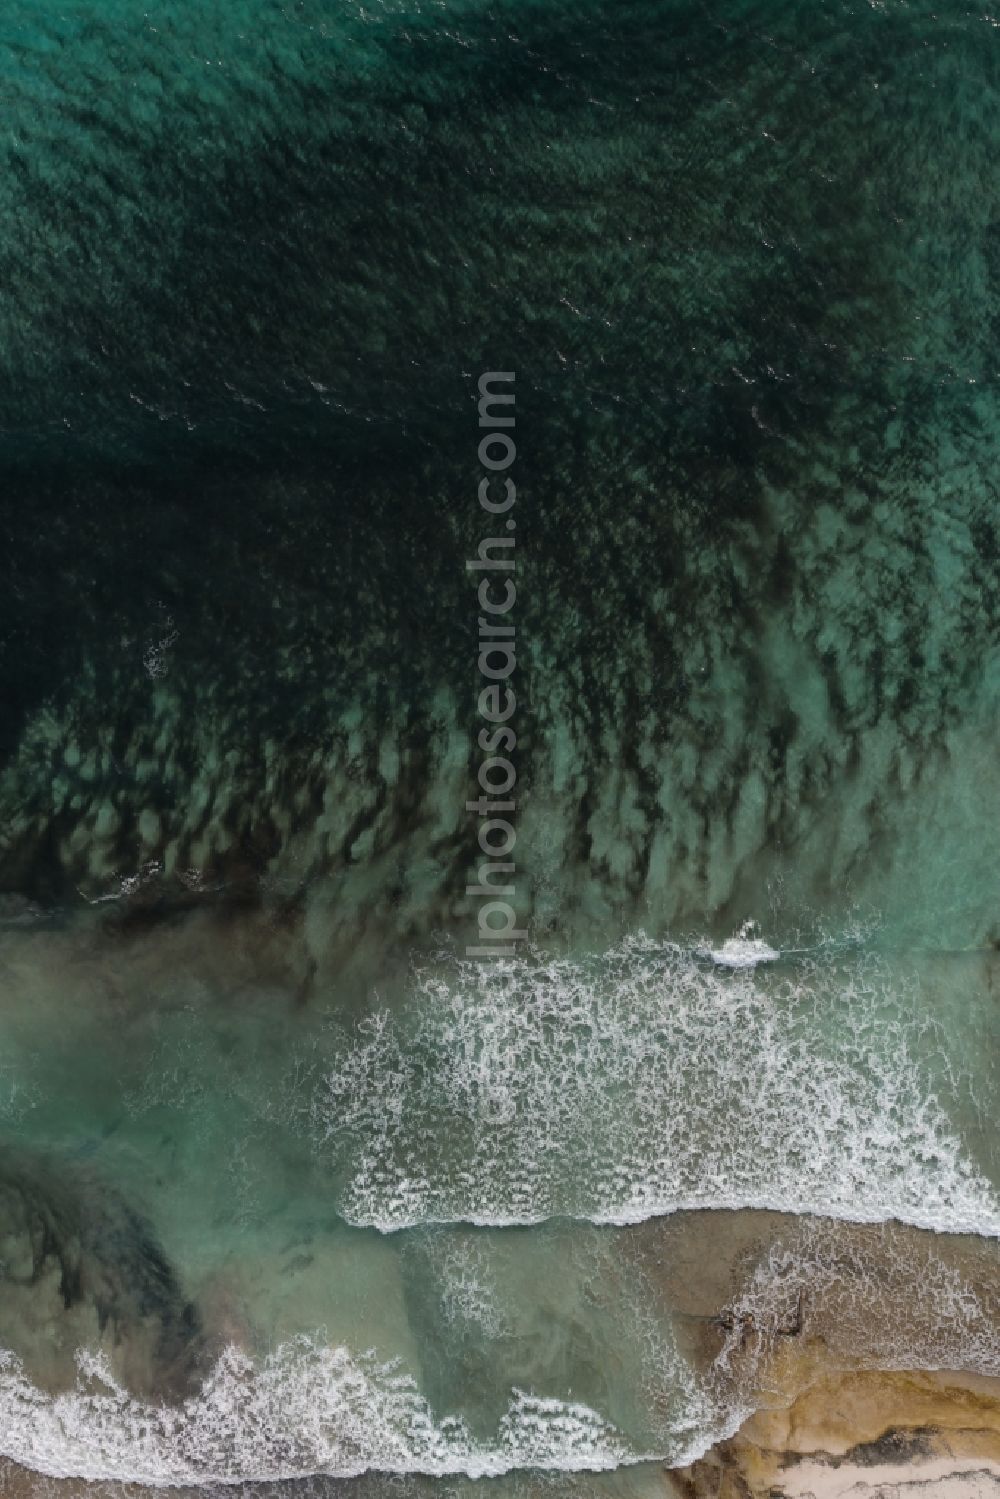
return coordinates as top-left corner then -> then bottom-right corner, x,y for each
2,0 -> 1000,1490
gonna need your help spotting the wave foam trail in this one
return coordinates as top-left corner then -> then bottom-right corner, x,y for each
311,934 -> 1000,1235
0,1341 -> 638,1485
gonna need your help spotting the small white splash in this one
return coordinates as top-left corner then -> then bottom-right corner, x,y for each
141,607 -> 178,681
706,921 -> 780,969
78,860 -> 164,907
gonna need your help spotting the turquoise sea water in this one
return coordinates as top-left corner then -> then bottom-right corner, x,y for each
2,0 -> 1000,1490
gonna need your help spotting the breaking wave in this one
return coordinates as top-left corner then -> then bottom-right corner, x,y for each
0,1341 -> 642,1486
311,933 -> 1000,1236
5,1215 -> 999,1485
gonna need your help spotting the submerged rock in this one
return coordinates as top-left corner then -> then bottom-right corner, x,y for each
0,1146 -> 200,1399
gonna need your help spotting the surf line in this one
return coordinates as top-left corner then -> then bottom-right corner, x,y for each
466,371 -> 524,960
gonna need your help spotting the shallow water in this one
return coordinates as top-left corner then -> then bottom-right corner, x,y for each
0,910 -> 997,1482
1,0 -> 1000,1490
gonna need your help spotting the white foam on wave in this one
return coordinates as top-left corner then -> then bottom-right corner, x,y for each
702,919 -> 780,969
0,1339 -> 642,1486
311,933 -> 1000,1236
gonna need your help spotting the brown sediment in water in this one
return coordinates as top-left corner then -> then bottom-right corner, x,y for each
628,1209 -> 1000,1374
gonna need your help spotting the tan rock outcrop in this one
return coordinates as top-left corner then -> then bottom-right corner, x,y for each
671,1349 -> 1000,1497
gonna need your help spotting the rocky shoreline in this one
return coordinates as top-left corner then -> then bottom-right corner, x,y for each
670,1353 -> 1000,1497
